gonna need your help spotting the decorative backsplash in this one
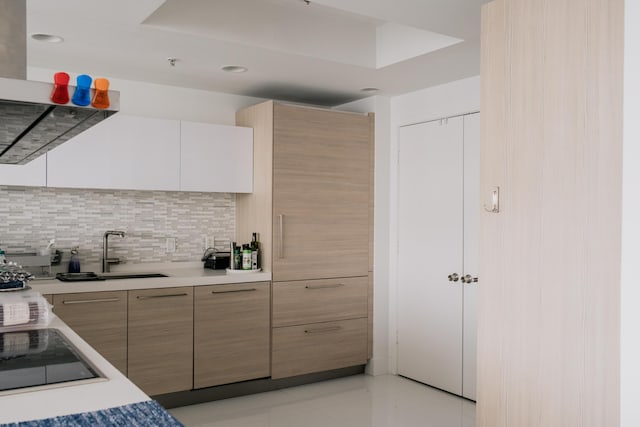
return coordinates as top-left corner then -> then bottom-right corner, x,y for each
0,186 -> 235,267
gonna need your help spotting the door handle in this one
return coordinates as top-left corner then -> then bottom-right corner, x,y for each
461,274 -> 478,284
278,214 -> 285,259
136,292 -> 189,300
304,326 -> 342,334
448,273 -> 460,282
211,288 -> 257,294
305,283 -> 345,290
62,297 -> 120,305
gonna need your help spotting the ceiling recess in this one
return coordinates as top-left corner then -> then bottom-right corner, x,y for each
221,65 -> 248,73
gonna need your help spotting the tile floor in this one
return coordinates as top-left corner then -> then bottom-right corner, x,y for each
169,374 -> 476,427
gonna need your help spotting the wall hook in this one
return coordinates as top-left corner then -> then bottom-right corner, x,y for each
484,186 -> 500,213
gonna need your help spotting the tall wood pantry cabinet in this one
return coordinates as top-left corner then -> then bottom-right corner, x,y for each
236,101 -> 374,379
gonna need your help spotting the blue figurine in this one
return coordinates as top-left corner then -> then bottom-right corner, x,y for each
71,74 -> 92,106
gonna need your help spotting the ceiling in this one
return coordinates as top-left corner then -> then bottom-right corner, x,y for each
25,0 -> 487,106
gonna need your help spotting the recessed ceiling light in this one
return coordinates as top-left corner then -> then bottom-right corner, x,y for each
221,65 -> 248,73
30,33 -> 64,43
361,87 -> 379,93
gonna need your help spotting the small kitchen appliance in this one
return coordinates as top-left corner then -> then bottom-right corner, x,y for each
201,248 -> 230,270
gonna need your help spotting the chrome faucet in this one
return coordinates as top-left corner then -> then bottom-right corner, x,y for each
103,230 -> 126,273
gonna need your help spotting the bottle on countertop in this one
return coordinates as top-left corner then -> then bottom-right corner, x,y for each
250,232 -> 260,270
234,245 -> 242,270
229,242 -> 237,270
242,244 -> 252,270
0,248 -> 6,265
68,247 -> 80,273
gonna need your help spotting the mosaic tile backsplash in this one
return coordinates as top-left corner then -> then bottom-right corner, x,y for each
0,186 -> 235,267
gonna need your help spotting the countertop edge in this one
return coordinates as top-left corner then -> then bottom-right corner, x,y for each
29,269 -> 272,295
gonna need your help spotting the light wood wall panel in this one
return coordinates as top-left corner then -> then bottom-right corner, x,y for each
236,101 -> 274,272
478,0 -> 623,426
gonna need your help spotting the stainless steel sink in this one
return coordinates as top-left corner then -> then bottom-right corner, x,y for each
101,273 -> 168,280
56,272 -> 168,282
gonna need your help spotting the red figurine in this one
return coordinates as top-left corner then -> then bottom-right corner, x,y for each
51,72 -> 70,104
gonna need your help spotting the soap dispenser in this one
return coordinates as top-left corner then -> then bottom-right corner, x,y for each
68,247 -> 81,273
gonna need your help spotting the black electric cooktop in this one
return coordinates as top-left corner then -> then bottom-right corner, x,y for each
0,328 -> 103,393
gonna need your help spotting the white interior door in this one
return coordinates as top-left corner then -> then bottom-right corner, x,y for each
397,116 -> 464,396
462,113 -> 480,400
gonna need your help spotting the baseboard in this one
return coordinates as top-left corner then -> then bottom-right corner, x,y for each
155,365 -> 365,409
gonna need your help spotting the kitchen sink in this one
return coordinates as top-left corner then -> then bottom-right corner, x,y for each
56,272 -> 168,282
101,273 -> 168,280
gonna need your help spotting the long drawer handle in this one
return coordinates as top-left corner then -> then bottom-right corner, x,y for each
278,214 -> 285,259
304,326 -> 342,334
305,283 -> 345,290
137,292 -> 189,300
211,288 -> 257,294
62,297 -> 120,305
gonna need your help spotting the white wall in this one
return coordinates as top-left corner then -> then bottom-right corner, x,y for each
27,67 -> 264,125
621,1 -> 640,424
335,96 -> 392,375
388,76 -> 480,373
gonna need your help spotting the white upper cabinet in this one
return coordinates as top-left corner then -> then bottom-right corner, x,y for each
47,115 -> 181,191
44,115 -> 253,193
0,154 -> 47,187
179,121 -> 253,193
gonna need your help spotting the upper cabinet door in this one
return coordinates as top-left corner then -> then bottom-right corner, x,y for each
272,104 -> 371,282
47,114 -> 180,191
179,121 -> 253,193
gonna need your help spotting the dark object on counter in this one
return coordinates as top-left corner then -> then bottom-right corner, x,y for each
203,252 -> 231,270
0,280 -> 26,290
51,249 -> 63,266
56,272 -> 105,282
68,248 -> 80,273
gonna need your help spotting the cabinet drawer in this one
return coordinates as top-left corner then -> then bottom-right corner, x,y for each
194,282 -> 270,388
52,291 -> 127,375
128,287 -> 193,396
272,318 -> 368,379
272,277 -> 367,327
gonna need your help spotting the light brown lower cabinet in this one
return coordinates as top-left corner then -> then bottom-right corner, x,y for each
127,287 -> 194,396
272,277 -> 368,327
52,291 -> 127,374
271,317 -> 368,379
194,281 -> 270,388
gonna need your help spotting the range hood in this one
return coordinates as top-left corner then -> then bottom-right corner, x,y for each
0,0 -> 119,165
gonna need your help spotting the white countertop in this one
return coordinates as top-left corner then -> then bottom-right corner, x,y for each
30,263 -> 272,295
0,316 -> 150,424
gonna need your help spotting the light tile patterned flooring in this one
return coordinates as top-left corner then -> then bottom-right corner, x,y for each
169,374 -> 476,427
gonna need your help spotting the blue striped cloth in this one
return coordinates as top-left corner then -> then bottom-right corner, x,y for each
0,400 -> 184,427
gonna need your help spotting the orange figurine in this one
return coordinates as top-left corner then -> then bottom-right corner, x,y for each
91,78 -> 110,109
51,72 -> 70,104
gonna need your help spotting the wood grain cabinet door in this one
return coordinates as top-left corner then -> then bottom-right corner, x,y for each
272,103 -> 372,282
272,318 -> 368,379
194,282 -> 270,388
52,291 -> 127,375
127,287 -> 194,396
272,277 -> 367,327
